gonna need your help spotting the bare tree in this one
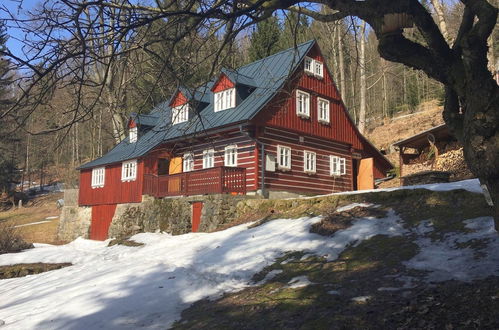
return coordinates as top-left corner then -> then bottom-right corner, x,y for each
0,0 -> 497,225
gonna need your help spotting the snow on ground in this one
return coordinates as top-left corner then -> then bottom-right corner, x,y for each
295,179 -> 484,200
287,276 -> 314,288
0,179 -> 496,329
405,217 -> 499,282
0,212 -> 405,329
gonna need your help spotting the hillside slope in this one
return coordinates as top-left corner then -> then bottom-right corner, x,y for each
0,180 -> 497,329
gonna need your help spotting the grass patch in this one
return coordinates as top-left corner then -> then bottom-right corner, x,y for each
0,262 -> 72,279
107,238 -> 144,247
0,192 -> 63,245
310,206 -> 389,236
173,234 -> 423,329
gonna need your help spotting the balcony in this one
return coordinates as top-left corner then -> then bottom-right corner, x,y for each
143,166 -> 246,197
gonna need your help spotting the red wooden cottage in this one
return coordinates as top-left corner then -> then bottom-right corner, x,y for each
78,40 -> 392,239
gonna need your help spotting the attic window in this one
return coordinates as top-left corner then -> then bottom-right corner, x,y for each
304,56 -> 324,79
129,127 -> 138,143
214,88 -> 235,112
172,104 -> 189,124
304,57 -> 314,74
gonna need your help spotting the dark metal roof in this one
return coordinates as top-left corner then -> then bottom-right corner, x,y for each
79,40 -> 315,169
392,124 -> 454,149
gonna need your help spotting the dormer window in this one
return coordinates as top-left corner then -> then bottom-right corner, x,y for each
172,104 -> 189,124
129,127 -> 138,143
304,56 -> 324,79
214,88 -> 235,112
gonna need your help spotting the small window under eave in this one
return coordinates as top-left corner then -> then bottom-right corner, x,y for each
212,73 -> 236,112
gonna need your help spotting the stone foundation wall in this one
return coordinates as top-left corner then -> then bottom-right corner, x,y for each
108,194 -> 257,239
57,206 -> 92,242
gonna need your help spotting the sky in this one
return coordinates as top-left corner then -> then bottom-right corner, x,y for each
0,0 -> 40,59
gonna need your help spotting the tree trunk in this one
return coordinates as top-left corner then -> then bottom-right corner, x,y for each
459,76 -> 499,228
358,21 -> 367,134
338,21 -> 346,96
430,0 -> 450,42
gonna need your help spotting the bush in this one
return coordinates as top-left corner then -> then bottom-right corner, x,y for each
0,222 -> 34,255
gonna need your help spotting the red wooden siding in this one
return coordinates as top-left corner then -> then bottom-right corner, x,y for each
90,204 -> 117,240
79,161 -> 144,206
150,130 -> 258,192
254,44 -> 363,150
128,119 -> 137,128
170,91 -> 188,107
258,127 -> 353,194
192,202 -> 203,232
212,74 -> 235,92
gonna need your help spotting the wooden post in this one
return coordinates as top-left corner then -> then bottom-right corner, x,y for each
399,147 -> 405,186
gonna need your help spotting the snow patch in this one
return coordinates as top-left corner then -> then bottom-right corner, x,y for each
0,214 -> 407,329
405,216 -> 499,282
287,276 -> 313,288
335,203 -> 373,213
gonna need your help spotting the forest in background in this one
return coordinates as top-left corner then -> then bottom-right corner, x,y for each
0,0 -> 497,191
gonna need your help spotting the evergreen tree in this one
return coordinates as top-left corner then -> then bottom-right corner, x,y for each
248,16 -> 282,62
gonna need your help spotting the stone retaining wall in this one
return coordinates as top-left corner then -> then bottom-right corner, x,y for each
108,194 -> 256,239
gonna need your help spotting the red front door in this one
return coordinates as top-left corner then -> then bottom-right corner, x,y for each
90,204 -> 117,240
191,202 -> 203,232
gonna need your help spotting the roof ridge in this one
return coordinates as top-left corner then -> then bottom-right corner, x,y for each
235,39 -> 315,72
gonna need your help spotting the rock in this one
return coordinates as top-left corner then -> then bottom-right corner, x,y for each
0,319 -> 5,326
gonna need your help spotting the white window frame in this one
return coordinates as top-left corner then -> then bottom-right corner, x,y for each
318,97 -> 330,124
340,157 -> 346,175
296,90 -> 310,118
121,159 -> 137,182
214,88 -> 236,112
304,56 -> 314,74
172,104 -> 189,124
183,153 -> 194,172
330,156 -> 346,176
129,127 -> 138,143
224,145 -> 238,167
91,167 -> 105,188
277,145 -> 291,170
202,149 -> 215,169
304,57 -> 324,79
314,60 -> 324,78
303,151 -> 316,174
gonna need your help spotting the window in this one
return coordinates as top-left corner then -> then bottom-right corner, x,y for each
91,167 -> 105,188
318,98 -> 330,123
121,159 -> 137,181
304,56 -> 314,74
303,57 -> 324,79
277,145 -> 291,170
340,158 -> 346,175
172,104 -> 189,124
303,151 -> 316,174
183,153 -> 194,172
129,127 -> 137,143
214,88 -> 236,112
330,156 -> 346,176
296,90 -> 310,118
203,149 -> 214,169
224,145 -> 237,167
314,61 -> 324,78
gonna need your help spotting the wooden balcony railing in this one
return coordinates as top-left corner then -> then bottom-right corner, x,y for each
143,166 -> 246,197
